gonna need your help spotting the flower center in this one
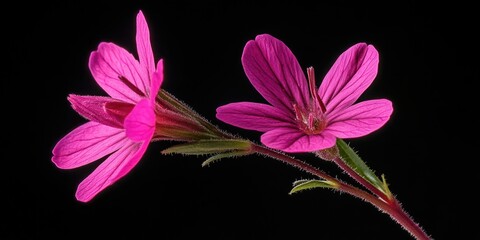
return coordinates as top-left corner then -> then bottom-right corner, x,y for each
293,67 -> 327,135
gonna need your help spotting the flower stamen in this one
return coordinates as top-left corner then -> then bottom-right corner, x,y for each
292,67 -> 328,135
307,67 -> 326,113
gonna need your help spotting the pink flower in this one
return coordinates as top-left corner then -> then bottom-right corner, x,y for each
52,11 -> 163,202
216,34 -> 393,153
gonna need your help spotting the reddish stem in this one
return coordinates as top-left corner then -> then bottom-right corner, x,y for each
331,156 -> 392,203
251,144 -> 431,240
338,183 -> 430,240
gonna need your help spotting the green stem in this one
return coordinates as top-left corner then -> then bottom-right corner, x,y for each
251,144 -> 431,240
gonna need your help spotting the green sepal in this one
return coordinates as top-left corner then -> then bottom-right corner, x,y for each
289,179 -> 338,194
157,90 -> 227,137
155,128 -> 218,141
162,139 -> 252,155
201,150 -> 251,167
336,139 -> 389,195
381,174 -> 393,199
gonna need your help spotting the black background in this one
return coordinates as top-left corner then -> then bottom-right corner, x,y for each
6,1 -> 478,239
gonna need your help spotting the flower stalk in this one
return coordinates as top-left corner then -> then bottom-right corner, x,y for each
251,143 -> 431,240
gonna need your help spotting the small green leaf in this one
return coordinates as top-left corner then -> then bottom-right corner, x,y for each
292,179 -> 312,186
336,139 -> 388,195
162,139 -> 252,155
381,174 -> 393,199
289,179 -> 338,194
202,150 -> 251,167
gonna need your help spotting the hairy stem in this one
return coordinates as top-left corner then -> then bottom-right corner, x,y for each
251,144 -> 431,240
331,156 -> 392,202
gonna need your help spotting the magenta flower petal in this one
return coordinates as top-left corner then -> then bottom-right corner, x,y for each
52,122 -> 129,169
54,11 -> 169,202
261,127 -> 337,153
89,42 -> 149,103
124,99 -> 155,142
216,102 -> 294,132
326,99 -> 393,138
318,43 -> 379,112
136,10 -> 155,78
150,59 -> 164,102
75,140 -> 149,202
217,35 -> 392,153
242,34 -> 309,112
68,94 -> 133,128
